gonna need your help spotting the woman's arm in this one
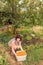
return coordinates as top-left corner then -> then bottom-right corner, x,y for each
11,41 -> 16,56
18,41 -> 23,50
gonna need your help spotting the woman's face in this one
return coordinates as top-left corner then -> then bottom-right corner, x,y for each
16,38 -> 20,42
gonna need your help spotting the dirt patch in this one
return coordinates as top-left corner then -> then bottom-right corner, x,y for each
0,25 -> 12,33
25,37 -> 43,45
0,44 -> 5,53
35,60 -> 43,65
32,26 -> 43,33
37,60 -> 43,65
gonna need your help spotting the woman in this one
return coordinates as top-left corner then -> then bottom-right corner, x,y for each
8,35 -> 23,56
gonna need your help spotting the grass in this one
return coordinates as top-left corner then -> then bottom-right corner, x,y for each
23,44 -> 43,65
0,25 -> 43,65
0,41 -> 43,65
0,31 -> 14,43
0,55 -> 10,65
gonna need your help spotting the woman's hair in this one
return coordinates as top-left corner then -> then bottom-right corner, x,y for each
15,34 -> 22,40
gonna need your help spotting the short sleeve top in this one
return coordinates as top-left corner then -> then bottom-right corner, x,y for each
8,38 -> 18,47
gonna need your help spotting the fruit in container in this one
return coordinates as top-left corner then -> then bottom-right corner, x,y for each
16,51 -> 26,56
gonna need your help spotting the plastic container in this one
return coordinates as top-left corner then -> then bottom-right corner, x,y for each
16,51 -> 27,61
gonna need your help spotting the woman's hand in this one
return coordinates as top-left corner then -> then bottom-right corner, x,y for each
17,45 -> 23,50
